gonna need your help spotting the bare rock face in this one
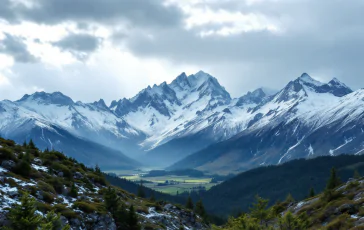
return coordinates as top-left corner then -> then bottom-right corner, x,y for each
1,160 -> 15,170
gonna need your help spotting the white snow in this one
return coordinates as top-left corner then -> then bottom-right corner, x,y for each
32,164 -> 48,172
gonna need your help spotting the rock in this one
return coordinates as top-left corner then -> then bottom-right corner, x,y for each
33,158 -> 42,164
70,218 -> 82,228
0,176 -> 5,183
8,190 -> 18,197
74,172 -> 83,179
36,191 -> 43,200
60,216 -> 68,228
0,212 -> 10,227
164,203 -> 174,211
335,203 -> 357,215
355,217 -> 364,226
1,160 -> 15,170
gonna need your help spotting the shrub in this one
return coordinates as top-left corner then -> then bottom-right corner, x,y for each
42,192 -> 55,203
73,201 -> 97,213
45,177 -> 64,194
36,202 -> 53,213
51,162 -> 72,179
326,214 -> 353,230
0,147 -> 16,161
38,181 -> 56,194
14,160 -> 32,177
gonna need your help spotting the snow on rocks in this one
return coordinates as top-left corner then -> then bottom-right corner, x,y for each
31,164 -> 48,172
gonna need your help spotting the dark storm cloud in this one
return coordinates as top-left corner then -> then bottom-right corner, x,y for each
120,0 -> 364,94
52,33 -> 102,60
0,0 -> 183,27
0,33 -> 38,63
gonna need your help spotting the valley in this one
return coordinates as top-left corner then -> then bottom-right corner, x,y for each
106,169 -> 220,195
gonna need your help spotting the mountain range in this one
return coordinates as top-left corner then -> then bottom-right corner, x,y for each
1,71 -> 363,173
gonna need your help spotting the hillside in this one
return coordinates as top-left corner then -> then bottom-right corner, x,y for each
198,155 -> 364,217
0,137 -> 208,230
215,172 -> 364,229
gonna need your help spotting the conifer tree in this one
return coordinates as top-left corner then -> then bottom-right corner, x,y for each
104,187 -> 119,214
249,195 -> 270,226
150,191 -> 156,202
68,183 -> 78,198
285,193 -> 295,203
309,187 -> 315,198
326,167 -> 341,190
128,205 -> 140,230
7,192 -> 43,230
137,181 -> 146,198
195,199 -> 206,220
95,164 -> 102,175
354,169 -> 361,179
186,196 -> 194,210
28,139 -> 36,149
40,211 -> 70,230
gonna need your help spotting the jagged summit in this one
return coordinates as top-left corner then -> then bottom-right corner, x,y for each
298,72 -> 324,86
92,99 -> 108,110
17,91 -> 74,106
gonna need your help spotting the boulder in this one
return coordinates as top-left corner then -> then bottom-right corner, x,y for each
1,160 -> 15,170
335,203 -> 357,215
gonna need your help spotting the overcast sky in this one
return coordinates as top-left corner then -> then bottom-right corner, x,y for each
0,0 -> 364,104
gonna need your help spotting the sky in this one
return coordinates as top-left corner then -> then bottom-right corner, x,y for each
0,0 -> 364,104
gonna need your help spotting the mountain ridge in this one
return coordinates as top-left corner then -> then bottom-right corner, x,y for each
1,71 -> 361,172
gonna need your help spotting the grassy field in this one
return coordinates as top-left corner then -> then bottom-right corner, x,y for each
119,174 -> 217,195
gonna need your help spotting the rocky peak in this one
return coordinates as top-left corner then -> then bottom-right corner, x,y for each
236,88 -> 268,106
91,99 -> 109,110
17,91 -> 74,106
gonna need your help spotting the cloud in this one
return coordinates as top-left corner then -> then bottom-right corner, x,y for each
0,33 -> 38,63
120,0 -> 364,95
52,33 -> 102,60
0,0 -> 184,28
1,0 -> 364,103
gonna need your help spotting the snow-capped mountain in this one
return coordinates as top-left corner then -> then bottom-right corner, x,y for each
169,73 -> 364,173
1,70 -> 363,172
0,92 -> 144,169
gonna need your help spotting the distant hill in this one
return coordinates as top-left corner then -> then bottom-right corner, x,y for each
198,155 -> 364,217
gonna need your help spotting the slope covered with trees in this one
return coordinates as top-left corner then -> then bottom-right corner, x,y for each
0,137 -> 208,229
199,155 -> 364,217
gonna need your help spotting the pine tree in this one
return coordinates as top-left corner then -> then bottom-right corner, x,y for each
354,169 -> 361,179
195,200 -> 206,220
150,191 -> 156,202
128,205 -> 140,230
137,182 -> 145,198
28,139 -> 36,149
7,192 -> 43,230
285,193 -> 295,203
95,164 -> 102,175
186,196 -> 194,210
326,167 -> 341,190
249,195 -> 270,226
22,140 -> 27,148
68,183 -> 78,198
104,187 -> 119,214
309,187 -> 315,198
114,203 -> 128,229
40,211 -> 70,230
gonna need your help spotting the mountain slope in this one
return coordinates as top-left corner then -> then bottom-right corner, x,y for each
0,137 -> 208,230
0,93 -> 145,169
197,154 -> 364,217
169,74 -> 361,173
